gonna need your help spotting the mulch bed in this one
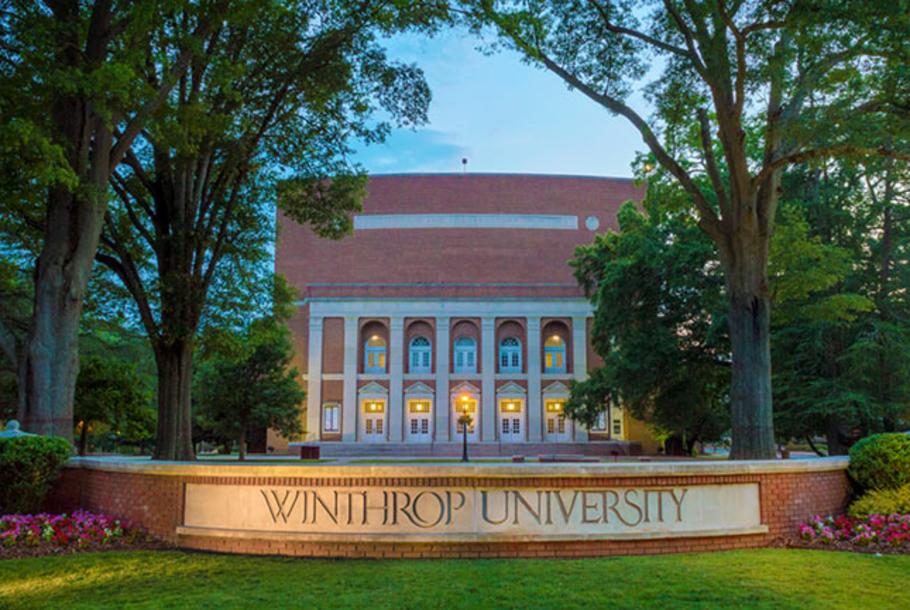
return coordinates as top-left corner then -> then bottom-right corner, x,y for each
785,539 -> 910,555
0,538 -> 171,560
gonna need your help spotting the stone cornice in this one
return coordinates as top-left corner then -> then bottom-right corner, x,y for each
65,456 -> 849,480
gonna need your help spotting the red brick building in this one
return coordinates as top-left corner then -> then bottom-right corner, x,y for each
272,173 -> 655,456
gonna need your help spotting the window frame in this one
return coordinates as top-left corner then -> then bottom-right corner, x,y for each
322,403 -> 340,433
364,336 -> 387,374
453,336 -> 477,373
543,335 -> 567,374
498,336 -> 522,373
408,335 -> 432,373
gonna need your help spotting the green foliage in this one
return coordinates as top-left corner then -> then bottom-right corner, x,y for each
74,355 -> 153,456
772,163 -> 910,450
0,435 -> 71,514
848,433 -> 910,492
769,206 -> 873,325
848,484 -> 910,519
194,317 -> 305,458
568,188 -> 730,450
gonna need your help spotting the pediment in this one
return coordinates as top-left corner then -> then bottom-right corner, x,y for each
496,381 -> 527,396
358,381 -> 388,396
450,381 -> 480,395
542,381 -> 571,396
404,381 -> 435,395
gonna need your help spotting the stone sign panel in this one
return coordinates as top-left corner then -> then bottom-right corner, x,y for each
183,483 -> 763,540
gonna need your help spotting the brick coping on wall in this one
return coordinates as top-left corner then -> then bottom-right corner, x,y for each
64,455 -> 849,478
49,457 -> 850,559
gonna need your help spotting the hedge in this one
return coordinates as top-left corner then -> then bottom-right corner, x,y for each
0,435 -> 72,514
848,433 -> 910,492
848,484 -> 910,519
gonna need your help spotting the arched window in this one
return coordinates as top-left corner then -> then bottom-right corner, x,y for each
364,335 -> 387,374
409,336 -> 432,373
499,337 -> 522,373
453,336 -> 477,373
544,335 -> 566,373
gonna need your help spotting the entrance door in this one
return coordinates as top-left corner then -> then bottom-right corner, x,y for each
361,400 -> 385,442
499,399 -> 524,443
407,400 -> 432,443
452,396 -> 479,442
545,400 -> 570,442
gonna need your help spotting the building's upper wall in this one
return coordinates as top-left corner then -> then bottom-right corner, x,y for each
277,173 -> 644,300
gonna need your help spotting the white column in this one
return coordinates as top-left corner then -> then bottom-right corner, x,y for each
341,316 -> 358,443
306,316 -> 323,441
572,316 -> 589,442
526,317 -> 542,442
481,317 -> 496,442
388,317 -> 405,442
435,317 -> 450,442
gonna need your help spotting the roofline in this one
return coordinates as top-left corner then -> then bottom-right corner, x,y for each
363,171 -> 639,182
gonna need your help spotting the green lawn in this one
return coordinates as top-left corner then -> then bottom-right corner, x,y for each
1,549 -> 906,609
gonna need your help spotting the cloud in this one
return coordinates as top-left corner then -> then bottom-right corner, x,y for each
354,129 -> 470,174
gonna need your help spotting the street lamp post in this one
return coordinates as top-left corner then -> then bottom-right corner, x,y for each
458,397 -> 472,463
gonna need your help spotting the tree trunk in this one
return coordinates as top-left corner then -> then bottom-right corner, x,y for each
17,1 -> 113,440
19,183 -> 106,441
825,414 -> 849,455
723,238 -> 777,460
153,340 -> 195,460
238,428 -> 247,461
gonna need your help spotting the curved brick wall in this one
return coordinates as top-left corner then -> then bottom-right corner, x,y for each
48,458 -> 849,559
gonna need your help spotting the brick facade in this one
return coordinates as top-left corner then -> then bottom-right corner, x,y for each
48,461 -> 849,559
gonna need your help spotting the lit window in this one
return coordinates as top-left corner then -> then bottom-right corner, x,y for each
322,403 -> 339,432
364,335 -> 386,374
408,400 -> 431,414
364,400 -> 385,413
409,336 -> 432,373
453,336 -> 477,373
591,410 -> 608,431
544,335 -> 566,373
499,337 -> 522,372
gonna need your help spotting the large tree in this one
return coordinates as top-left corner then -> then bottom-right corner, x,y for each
97,0 -> 438,459
568,168 -> 872,454
772,161 -> 910,453
0,1 -> 225,440
469,0 -> 910,457
568,182 -> 731,454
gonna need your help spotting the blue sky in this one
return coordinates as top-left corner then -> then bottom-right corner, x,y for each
353,28 -> 648,179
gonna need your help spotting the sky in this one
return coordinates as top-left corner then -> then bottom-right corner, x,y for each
352,28 -> 649,179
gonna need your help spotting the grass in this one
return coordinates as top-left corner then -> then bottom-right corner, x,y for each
1,549 -> 907,609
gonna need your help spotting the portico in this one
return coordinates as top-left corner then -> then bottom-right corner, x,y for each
292,298 -> 624,452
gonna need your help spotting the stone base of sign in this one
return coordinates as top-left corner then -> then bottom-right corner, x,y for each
47,458 -> 849,559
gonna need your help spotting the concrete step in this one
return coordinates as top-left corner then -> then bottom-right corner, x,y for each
289,441 -> 640,458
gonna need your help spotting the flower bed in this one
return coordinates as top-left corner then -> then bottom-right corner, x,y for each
796,514 -> 910,554
0,511 -> 162,559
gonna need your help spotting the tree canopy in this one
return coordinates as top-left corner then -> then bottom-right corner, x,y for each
91,0 -> 440,459
467,0 -> 910,457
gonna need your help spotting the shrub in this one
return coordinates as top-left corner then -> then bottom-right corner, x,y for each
849,484 -> 910,519
0,435 -> 72,514
848,433 -> 910,492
